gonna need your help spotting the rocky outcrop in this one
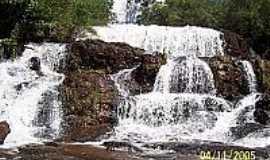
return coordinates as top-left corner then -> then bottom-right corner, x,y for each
67,40 -> 145,73
254,94 -> 270,125
0,121 -> 10,144
29,57 -> 41,72
208,55 -> 248,100
130,53 -> 166,94
61,70 -> 118,142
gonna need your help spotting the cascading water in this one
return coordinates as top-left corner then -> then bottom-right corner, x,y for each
97,0 -> 269,149
112,0 -> 164,23
107,27 -> 234,144
0,43 -> 66,147
239,60 -> 257,93
154,57 -> 216,94
94,24 -> 224,58
110,66 -> 138,97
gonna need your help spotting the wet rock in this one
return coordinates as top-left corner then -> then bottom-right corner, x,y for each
103,141 -> 143,153
0,143 -> 200,160
130,52 -> 166,94
67,39 -> 166,75
230,123 -> 265,140
254,94 -> 270,125
0,121 -> 10,144
67,39 -> 144,73
60,70 -> 119,142
29,57 -> 41,72
208,55 -> 248,100
143,141 -> 270,159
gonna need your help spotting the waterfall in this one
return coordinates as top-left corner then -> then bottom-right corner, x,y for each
112,0 -> 163,23
111,66 -> 138,97
0,43 -> 66,147
94,24 -> 224,58
239,60 -> 257,93
112,0 -> 128,23
154,57 -> 216,94
97,0 -> 269,148
104,23 -> 230,143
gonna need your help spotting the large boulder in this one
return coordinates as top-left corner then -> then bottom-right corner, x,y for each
60,70 -> 119,142
67,39 -> 144,73
0,121 -> 10,144
254,94 -> 270,125
208,55 -> 248,100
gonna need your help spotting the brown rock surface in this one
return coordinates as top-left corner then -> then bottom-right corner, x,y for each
67,39 -> 144,73
208,55 -> 248,100
60,70 -> 118,142
0,121 -> 10,144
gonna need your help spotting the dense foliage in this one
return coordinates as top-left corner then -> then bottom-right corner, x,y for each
0,0 -> 113,42
139,0 -> 270,54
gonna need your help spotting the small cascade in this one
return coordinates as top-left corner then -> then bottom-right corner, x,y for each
154,57 -> 216,94
112,0 -> 159,23
239,60 -> 257,93
0,43 -> 66,147
112,0 -> 128,23
110,66 -> 138,97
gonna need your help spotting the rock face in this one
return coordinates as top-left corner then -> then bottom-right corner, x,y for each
254,94 -> 270,125
0,121 -> 10,144
67,40 -> 144,73
29,57 -> 41,71
208,55 -> 248,100
61,70 -> 118,142
130,53 -> 166,94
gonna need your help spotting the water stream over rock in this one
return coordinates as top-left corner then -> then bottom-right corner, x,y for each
0,43 -> 66,147
0,0 -> 269,154
97,0 -> 270,149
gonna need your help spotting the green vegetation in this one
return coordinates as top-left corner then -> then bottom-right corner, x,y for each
0,0 -> 113,42
139,0 -> 270,54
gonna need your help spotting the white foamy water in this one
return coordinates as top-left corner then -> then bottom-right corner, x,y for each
112,0 -> 128,23
0,43 -> 66,147
239,60 -> 257,93
110,92 -> 232,142
112,0 -> 165,23
93,24 -> 224,58
154,57 -> 216,94
91,0 -> 268,149
110,66 -> 138,97
102,1 -> 268,147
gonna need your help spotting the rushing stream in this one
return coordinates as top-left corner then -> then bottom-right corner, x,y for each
0,43 -> 66,147
0,0 -> 269,151
99,0 -> 270,149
